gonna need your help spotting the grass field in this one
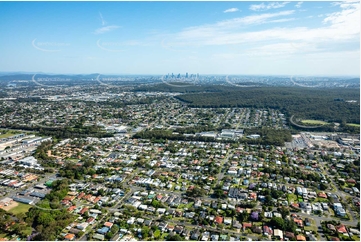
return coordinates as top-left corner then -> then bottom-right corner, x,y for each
0,132 -> 16,139
347,123 -> 360,127
315,198 -> 329,203
351,235 -> 360,241
9,203 -> 32,215
301,120 -> 328,125
177,202 -> 194,209
287,194 -> 298,203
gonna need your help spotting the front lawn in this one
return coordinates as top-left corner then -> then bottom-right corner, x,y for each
160,232 -> 169,240
303,218 -> 317,232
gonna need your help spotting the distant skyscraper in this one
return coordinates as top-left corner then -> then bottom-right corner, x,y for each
185,72 -> 188,78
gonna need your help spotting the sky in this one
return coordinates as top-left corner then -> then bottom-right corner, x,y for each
0,1 -> 359,76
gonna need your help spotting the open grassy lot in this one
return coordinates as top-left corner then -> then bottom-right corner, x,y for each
351,235 -> 360,241
347,123 -> 360,127
0,131 -> 16,139
253,222 -> 263,226
177,202 -> 194,209
9,203 -> 32,215
301,120 -> 328,125
314,198 -> 329,203
287,193 -> 298,203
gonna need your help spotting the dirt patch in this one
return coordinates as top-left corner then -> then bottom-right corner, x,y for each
1,201 -> 19,211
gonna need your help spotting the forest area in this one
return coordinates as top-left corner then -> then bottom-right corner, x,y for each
175,87 -> 360,126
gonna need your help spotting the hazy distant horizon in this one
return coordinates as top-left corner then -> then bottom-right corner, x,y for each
0,1 -> 359,76
0,71 -> 359,79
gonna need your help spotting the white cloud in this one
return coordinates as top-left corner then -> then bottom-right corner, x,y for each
295,2 -> 303,8
93,25 -> 120,34
165,10 -> 295,46
161,1 -> 359,53
224,8 -> 239,13
99,12 -> 106,26
250,2 -> 290,11
184,10 -> 295,32
268,18 -> 295,23
323,1 -> 359,25
94,13 -> 120,34
331,0 -> 359,8
247,42 -> 322,56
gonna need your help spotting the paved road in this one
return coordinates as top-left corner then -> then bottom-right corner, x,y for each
216,152 -> 231,186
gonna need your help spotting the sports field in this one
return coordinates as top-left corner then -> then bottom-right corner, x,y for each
8,202 -> 32,215
301,120 -> 328,125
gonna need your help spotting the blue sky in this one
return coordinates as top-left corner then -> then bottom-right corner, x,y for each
0,1 -> 359,76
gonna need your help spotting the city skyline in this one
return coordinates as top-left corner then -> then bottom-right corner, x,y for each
0,1 -> 359,76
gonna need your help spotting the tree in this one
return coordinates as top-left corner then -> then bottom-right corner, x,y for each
225,209 -> 235,217
238,211 -> 249,222
186,186 -> 206,197
271,190 -> 284,199
251,211 -> 259,221
264,195 -> 273,206
282,155 -> 289,164
111,224 -> 119,234
319,183 -> 328,190
167,234 -> 184,241
105,232 -> 114,240
214,188 -> 226,199
278,206 -> 290,218
152,199 -> 161,208
37,212 -> 54,226
270,217 -> 285,230
141,226 -> 150,239
154,229 -> 161,239
284,219 -> 297,233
